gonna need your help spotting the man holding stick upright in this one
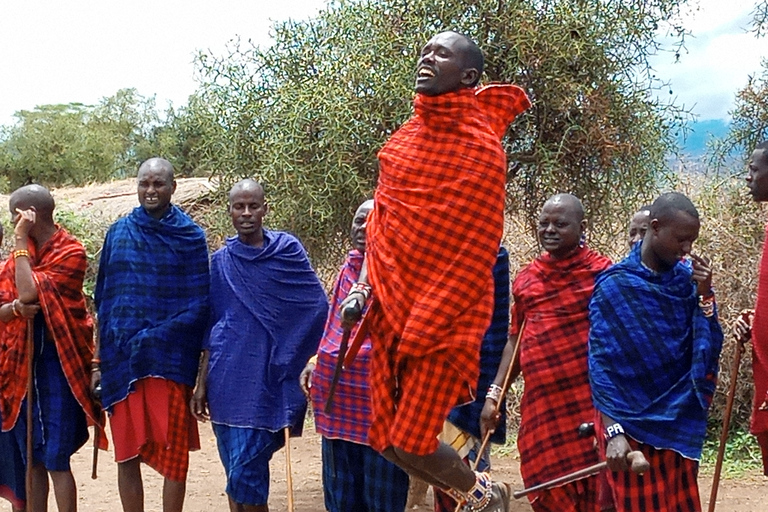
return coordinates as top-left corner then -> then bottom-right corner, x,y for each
191,179 -> 328,512
0,184 -> 101,512
480,194 -> 612,512
340,31 -> 530,512
94,158 -> 209,512
735,140 -> 768,475
588,192 -> 724,512
300,199 -> 410,512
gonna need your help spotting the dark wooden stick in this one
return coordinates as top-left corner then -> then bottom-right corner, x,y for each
324,326 -> 351,413
513,450 -> 650,499
91,414 -> 100,479
25,319 -> 33,503
707,340 -> 744,512
451,322 -> 528,512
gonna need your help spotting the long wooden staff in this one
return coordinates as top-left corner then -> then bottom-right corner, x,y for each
470,320 -> 526,471
512,451 -> 650,499
25,318 -> 33,503
707,339 -> 744,512
284,427 -> 294,512
452,321 -> 526,512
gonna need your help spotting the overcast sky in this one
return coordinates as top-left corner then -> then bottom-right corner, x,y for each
1,0 -> 766,126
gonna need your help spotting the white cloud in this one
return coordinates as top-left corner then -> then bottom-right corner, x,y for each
650,0 -> 768,120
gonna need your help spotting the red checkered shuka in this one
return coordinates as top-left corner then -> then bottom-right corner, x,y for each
512,247 -> 611,504
598,431 -> 701,512
752,221 -> 768,474
366,84 -> 530,376
0,228 -> 101,435
365,84 -> 529,455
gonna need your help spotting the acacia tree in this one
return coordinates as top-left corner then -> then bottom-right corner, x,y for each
0,88 -> 188,190
190,0 -> 691,258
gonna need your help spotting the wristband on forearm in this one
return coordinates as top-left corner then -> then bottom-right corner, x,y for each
605,422 -> 625,440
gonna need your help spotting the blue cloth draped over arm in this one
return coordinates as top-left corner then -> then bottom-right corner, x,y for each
588,243 -> 723,460
95,206 -> 210,411
205,230 -> 328,431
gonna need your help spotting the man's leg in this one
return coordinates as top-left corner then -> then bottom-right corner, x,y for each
227,497 -> 268,512
162,478 -> 186,512
393,443 -> 475,491
29,463 -> 49,512
117,458 -> 144,512
49,469 -> 77,512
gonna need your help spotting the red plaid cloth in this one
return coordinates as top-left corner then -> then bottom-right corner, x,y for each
601,435 -> 701,512
368,302 -> 473,455
311,250 -> 375,444
512,247 -> 611,505
0,227 -> 101,436
366,85 -> 529,455
528,478 -> 600,512
110,377 -> 200,481
752,221 -> 768,474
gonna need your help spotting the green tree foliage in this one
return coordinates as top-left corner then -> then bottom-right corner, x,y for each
189,0 -> 690,257
0,88 -> 192,191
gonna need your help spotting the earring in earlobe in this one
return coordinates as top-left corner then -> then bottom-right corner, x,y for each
579,233 -> 586,247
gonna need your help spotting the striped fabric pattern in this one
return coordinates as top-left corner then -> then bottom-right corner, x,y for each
321,437 -> 409,512
512,247 -> 611,505
366,84 -> 529,456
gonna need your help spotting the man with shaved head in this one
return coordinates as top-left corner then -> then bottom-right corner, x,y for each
340,31 -> 530,511
480,194 -> 612,512
0,184 -> 100,511
588,192 -> 723,511
93,157 -> 210,512
298,199 -> 410,512
191,179 -> 327,512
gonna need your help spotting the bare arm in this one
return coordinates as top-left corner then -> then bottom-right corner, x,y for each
190,350 -> 211,422
13,209 -> 38,304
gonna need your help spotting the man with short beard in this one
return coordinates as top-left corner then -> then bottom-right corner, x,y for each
93,157 -> 209,512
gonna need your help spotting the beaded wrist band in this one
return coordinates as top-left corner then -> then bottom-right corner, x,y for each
13,249 -> 30,259
486,383 -> 503,403
348,282 -> 372,301
698,293 -> 715,318
11,299 -> 22,317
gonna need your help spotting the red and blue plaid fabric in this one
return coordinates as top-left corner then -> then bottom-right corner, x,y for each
366,85 -> 529,456
110,377 -> 200,482
211,424 -> 284,506
589,242 -> 723,460
751,222 -> 768,474
0,227 -> 100,435
311,250 -> 374,444
600,434 -> 701,512
512,247 -> 611,506
321,437 -> 409,512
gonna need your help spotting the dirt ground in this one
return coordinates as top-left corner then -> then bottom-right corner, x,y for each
29,423 -> 767,511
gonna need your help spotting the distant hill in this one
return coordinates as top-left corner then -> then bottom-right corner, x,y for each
678,118 -> 729,157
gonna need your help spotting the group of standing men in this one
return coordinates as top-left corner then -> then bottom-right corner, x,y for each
0,29 -> 766,512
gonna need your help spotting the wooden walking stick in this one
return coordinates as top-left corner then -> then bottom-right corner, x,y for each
707,337 -> 745,512
470,319 -> 526,471
91,383 -> 102,480
284,427 -> 294,512
513,450 -> 650,499
452,322 -> 526,512
25,318 -> 34,504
